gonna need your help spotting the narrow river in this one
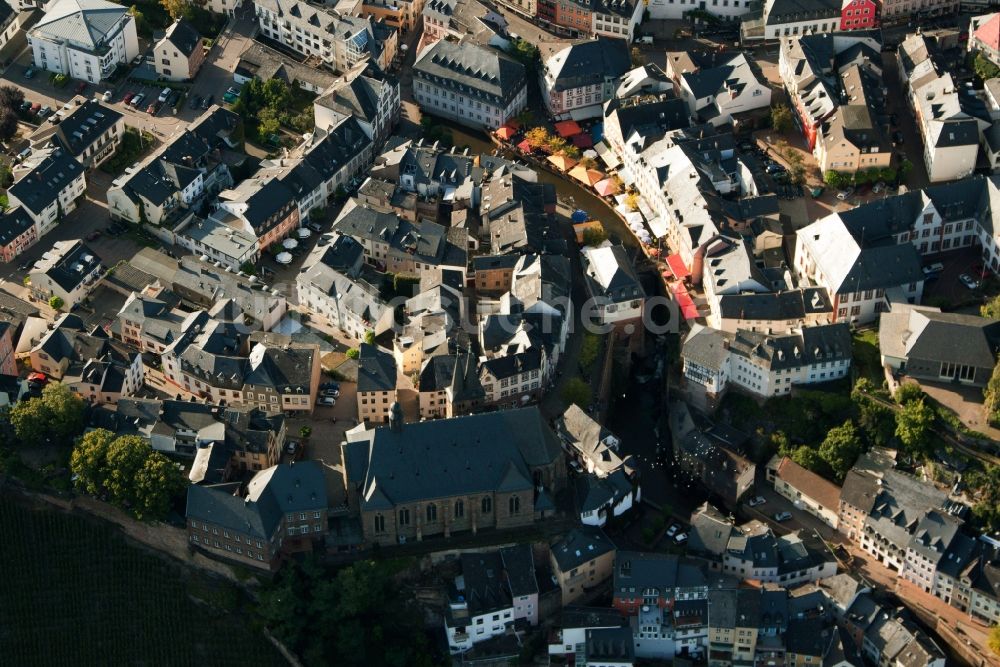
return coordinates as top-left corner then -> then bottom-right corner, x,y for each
437,121 -> 640,249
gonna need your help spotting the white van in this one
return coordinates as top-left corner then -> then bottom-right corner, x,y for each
637,35 -> 654,44
158,87 -> 171,103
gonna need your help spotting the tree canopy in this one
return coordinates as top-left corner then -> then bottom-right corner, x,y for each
258,559 -> 439,667
582,225 -> 608,247
70,429 -> 186,520
818,421 -> 863,481
10,382 -> 85,447
895,398 -> 934,458
562,377 -> 592,410
770,104 -> 793,133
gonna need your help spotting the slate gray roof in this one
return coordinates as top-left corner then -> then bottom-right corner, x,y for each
343,406 -> 562,509
457,551 -> 512,616
727,323 -> 852,372
0,207 -> 34,248
545,38 -> 631,92
552,526 -> 615,572
880,305 -> 1000,370
246,461 -> 328,513
315,70 -> 394,125
682,324 -> 732,371
575,470 -> 632,514
10,147 -> 84,216
765,0 -> 840,24
717,288 -> 832,321
161,18 -> 201,57
31,239 -> 101,293
357,343 -> 397,393
500,544 -> 537,598
688,502 -> 736,558
32,0 -> 129,52
414,39 -> 525,108
585,627 -> 633,663
186,484 -> 282,540
839,469 -> 880,512
613,551 -> 678,597
47,99 -> 123,160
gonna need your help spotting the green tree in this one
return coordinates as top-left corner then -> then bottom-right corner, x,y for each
0,163 -> 12,188
625,192 -> 640,211
159,0 -> 192,19
299,426 -> 312,439
256,107 -> 280,142
363,330 -> 376,345
524,126 -> 550,150
562,377 -> 592,409
10,382 -> 85,447
819,421 -> 863,481
69,428 -> 116,495
346,347 -> 360,359
894,382 -> 924,405
789,445 -> 826,474
824,170 -> 845,188
579,332 -> 602,374
582,225 -> 608,247
239,261 -> 256,275
985,361 -> 1000,423
104,435 -> 152,510
128,5 -> 147,36
895,398 -> 935,458
982,294 -> 1000,319
508,38 -> 539,67
48,296 -> 64,310
546,136 -> 569,155
630,46 -> 646,67
132,452 -> 185,519
770,103 -> 793,133
899,159 -> 914,179
308,206 -> 325,222
990,625 -> 1000,658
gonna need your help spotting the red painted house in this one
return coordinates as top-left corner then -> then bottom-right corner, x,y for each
840,0 -> 878,31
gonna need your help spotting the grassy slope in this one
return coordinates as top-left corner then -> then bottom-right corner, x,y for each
0,499 -> 284,667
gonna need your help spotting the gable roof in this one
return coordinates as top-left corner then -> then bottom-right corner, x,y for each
357,343 -> 397,393
33,0 -> 129,50
342,407 -> 562,509
160,18 -> 201,57
974,13 -> 1000,53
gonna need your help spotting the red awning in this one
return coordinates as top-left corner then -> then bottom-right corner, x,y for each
571,133 -> 593,148
555,120 -> 583,137
517,139 -> 532,152
495,125 -> 516,140
667,254 -> 691,279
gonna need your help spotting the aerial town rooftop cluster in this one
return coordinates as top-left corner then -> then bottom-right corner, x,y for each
2,0 -> 1000,662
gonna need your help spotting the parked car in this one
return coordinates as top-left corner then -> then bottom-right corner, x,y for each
892,130 -> 904,144
23,67 -> 35,79
748,496 -> 767,507
319,381 -> 340,391
19,99 -> 31,112
285,440 -> 299,456
158,87 -> 171,103
318,396 -> 336,407
321,389 -> 340,398
17,259 -> 33,271
102,90 -> 113,102
146,102 -> 159,114
959,273 -> 981,290
166,90 -> 180,107
38,106 -> 51,118
922,263 -> 944,278
674,533 -> 688,544
122,91 -> 135,105
27,372 -> 48,385
189,94 -> 202,109
666,523 -> 679,537
837,189 -> 853,201
773,511 -> 792,522
131,94 -> 145,108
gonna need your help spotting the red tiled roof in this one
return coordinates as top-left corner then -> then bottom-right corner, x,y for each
775,456 -> 841,510
974,13 -> 1000,52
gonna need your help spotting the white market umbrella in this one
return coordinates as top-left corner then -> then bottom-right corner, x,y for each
296,227 -> 312,239
282,237 -> 299,250
275,252 -> 293,265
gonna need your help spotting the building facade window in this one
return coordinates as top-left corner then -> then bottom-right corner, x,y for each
482,496 -> 492,514
454,499 -> 464,518
426,503 -> 437,522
